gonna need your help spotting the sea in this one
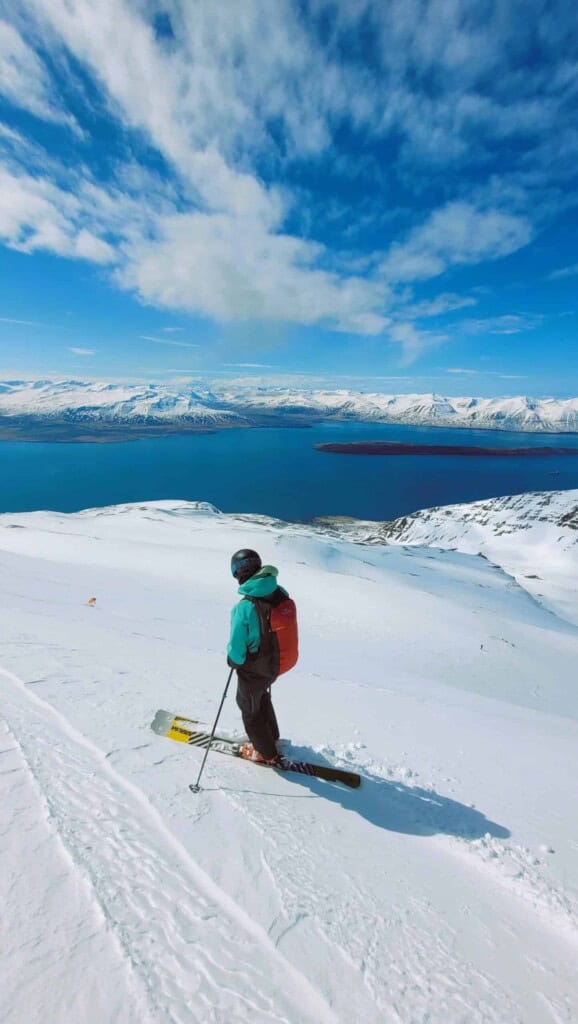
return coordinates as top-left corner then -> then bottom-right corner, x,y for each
1,420 -> 578,523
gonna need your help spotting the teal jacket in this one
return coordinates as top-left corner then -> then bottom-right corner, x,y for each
227,565 -> 288,666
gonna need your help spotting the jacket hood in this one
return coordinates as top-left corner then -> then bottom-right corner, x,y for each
238,565 -> 279,598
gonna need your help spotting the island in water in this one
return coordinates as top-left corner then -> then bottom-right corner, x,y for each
315,441 -> 578,457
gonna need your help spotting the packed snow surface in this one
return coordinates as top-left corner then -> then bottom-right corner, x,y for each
1,496 -> 578,1023
2,378 -> 578,431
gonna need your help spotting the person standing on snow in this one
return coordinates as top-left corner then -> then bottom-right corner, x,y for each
227,548 -> 298,765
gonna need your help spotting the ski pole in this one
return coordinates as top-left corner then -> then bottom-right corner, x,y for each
189,668 -> 234,793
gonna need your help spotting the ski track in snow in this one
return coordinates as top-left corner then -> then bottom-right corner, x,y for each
0,666 -> 338,1024
0,718 -> 153,1024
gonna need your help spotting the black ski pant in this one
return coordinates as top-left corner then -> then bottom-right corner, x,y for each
235,672 -> 279,760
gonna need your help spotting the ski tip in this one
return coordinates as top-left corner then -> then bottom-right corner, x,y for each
151,709 -> 174,736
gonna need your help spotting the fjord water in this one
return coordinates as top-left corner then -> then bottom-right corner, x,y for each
1,421 -> 578,522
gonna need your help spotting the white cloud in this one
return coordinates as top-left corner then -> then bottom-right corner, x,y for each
69,347 -> 95,355
446,368 -> 527,379
324,0 -> 576,173
75,229 -> 115,264
402,293 -> 478,318
1,0 -> 572,361
120,210 -> 391,334
387,321 -> 448,363
21,0 -> 285,222
0,154 -> 534,353
140,335 -> 199,349
0,315 -> 40,326
0,167 -> 115,264
0,20 -> 76,129
21,0 -> 577,188
459,314 -> 540,336
161,327 -> 185,333
446,368 -> 482,375
381,203 -> 533,284
0,157 -> 393,337
549,263 -> 578,280
0,0 -> 395,338
0,122 -> 31,149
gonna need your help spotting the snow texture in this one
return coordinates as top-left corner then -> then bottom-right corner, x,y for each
2,379 -> 578,432
1,494 -> 577,1023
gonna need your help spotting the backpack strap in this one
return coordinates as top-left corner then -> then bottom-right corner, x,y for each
243,587 -> 286,615
242,591 -> 285,679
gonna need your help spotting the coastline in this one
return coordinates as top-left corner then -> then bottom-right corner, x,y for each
0,413 -> 317,443
2,412 -> 578,443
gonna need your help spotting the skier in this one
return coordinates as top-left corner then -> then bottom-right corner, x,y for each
227,548 -> 298,765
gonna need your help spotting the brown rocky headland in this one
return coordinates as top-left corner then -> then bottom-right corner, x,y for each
315,441 -> 578,457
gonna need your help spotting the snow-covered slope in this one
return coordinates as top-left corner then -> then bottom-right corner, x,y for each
1,499 -> 578,1023
2,379 -> 578,432
323,489 -> 578,626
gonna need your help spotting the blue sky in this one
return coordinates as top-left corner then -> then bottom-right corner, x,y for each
0,0 -> 577,396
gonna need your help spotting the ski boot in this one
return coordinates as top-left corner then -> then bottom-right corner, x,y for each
239,744 -> 279,766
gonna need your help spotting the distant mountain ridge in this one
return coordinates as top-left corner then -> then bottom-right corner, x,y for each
1,379 -> 578,433
317,488 -> 578,626
0,380 -> 242,427
216,385 -> 578,432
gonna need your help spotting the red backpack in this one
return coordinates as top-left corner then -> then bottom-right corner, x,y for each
269,595 -> 299,675
245,590 -> 299,677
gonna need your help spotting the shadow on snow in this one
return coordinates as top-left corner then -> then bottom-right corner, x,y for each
274,743 -> 511,841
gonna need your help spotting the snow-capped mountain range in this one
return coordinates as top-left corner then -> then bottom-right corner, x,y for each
217,385 -> 578,432
0,379 -> 242,426
2,379 -> 578,432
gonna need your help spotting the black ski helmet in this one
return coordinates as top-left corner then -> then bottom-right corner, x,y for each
231,548 -> 261,583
